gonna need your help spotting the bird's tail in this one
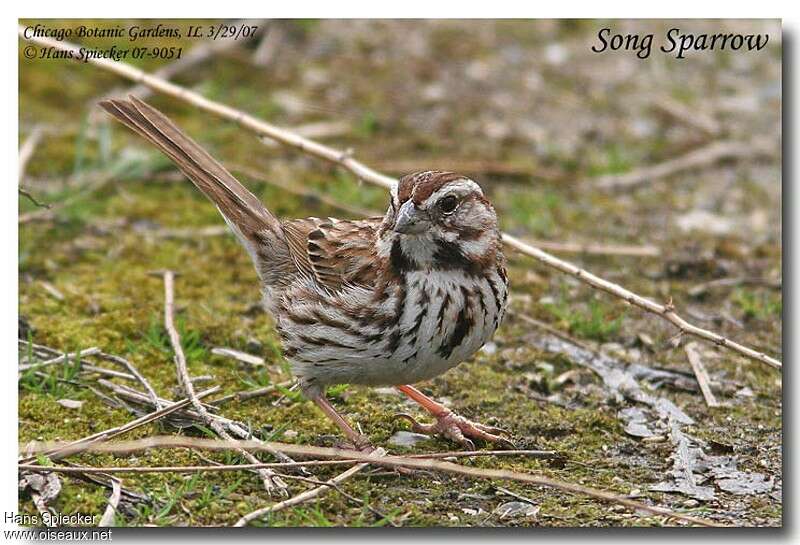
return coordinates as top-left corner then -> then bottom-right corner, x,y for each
99,96 -> 283,246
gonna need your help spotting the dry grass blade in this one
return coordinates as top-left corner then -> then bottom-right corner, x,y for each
19,125 -> 44,181
15,26 -> 779,372
98,477 -> 122,527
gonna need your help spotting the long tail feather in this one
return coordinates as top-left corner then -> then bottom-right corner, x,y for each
99,96 -> 282,243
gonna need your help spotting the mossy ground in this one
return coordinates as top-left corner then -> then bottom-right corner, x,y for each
19,19 -> 781,527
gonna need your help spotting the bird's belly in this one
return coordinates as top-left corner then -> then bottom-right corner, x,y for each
281,269 -> 507,390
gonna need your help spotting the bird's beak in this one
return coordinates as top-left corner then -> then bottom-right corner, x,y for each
393,200 -> 430,234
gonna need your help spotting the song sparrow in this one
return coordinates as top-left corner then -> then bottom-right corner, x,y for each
100,97 -> 512,450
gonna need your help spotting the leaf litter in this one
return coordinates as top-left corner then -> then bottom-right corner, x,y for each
529,333 -> 774,501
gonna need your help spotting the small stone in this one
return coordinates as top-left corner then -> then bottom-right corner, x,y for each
481,342 -> 497,356
283,430 -> 298,440
683,499 -> 700,508
57,399 -> 83,410
245,338 -> 263,353
373,387 -> 401,396
494,501 -> 539,520
388,431 -> 431,447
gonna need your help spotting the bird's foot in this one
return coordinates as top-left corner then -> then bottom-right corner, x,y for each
395,411 -> 515,450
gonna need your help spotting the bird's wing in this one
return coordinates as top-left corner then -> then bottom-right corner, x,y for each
281,217 -> 384,293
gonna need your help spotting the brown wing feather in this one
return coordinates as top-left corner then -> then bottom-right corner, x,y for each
281,217 -> 383,292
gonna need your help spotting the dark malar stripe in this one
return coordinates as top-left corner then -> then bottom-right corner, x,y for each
438,286 -> 473,359
432,239 -> 480,275
390,238 -> 414,273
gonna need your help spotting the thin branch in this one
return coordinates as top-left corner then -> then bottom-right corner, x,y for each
21,438 -> 720,527
277,473 -> 399,526
684,343 -> 720,408
96,352 -> 161,409
502,235 -> 781,370
19,188 -> 51,209
18,451 -> 558,475
211,347 -> 264,367
159,270 -> 288,495
234,460 -> 373,527
592,138 -> 775,191
98,19 -> 265,103
651,96 -> 722,138
18,341 -> 137,381
208,380 -> 294,407
525,239 -> 661,258
19,346 -> 101,373
688,276 -> 781,299
17,27 -> 780,372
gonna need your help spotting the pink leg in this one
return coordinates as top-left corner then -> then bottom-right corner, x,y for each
311,395 -> 373,452
395,385 -> 514,449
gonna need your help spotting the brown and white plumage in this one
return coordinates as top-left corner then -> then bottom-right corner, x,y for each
100,97 -> 511,449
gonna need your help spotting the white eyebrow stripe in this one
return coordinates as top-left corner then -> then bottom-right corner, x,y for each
423,179 -> 483,207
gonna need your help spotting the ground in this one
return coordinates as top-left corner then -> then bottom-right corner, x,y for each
18,19 -> 781,527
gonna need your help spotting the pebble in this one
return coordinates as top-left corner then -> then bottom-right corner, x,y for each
57,399 -> 84,410
388,431 -> 431,447
494,501 -> 540,519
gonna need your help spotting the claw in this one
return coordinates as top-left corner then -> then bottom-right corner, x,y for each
395,410 -> 515,450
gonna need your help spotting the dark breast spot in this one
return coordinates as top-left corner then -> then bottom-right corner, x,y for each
438,287 -> 473,360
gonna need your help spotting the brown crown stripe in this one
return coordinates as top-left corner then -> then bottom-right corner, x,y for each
397,170 -> 466,205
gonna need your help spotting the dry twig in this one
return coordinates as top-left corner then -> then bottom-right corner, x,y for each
208,380 -> 294,407
18,447 -> 558,473
525,239 -> 661,258
593,138 -> 775,191
99,19 -> 265,103
17,28 -> 780,372
159,270 -> 288,495
652,96 -> 722,138
234,459 -> 376,526
19,188 -> 51,209
96,352 -> 161,409
684,343 -> 720,408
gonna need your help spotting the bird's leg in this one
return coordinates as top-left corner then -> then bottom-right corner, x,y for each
311,394 -> 374,452
394,385 -> 514,449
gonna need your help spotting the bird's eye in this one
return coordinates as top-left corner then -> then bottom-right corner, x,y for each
438,195 -> 458,215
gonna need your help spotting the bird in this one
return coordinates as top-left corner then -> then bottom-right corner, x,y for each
99,96 -> 512,451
